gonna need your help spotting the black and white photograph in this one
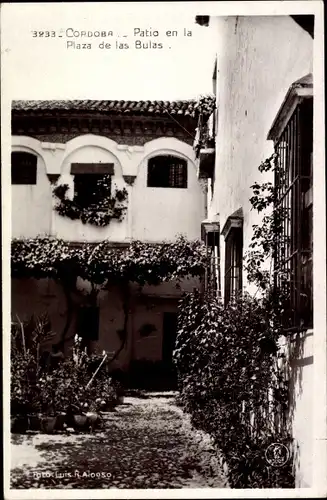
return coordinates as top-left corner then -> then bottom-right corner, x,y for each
1,2 -> 326,497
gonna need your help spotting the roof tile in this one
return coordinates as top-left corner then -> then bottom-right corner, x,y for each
12,98 -> 215,118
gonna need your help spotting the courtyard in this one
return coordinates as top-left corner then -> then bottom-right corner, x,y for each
10,393 -> 228,489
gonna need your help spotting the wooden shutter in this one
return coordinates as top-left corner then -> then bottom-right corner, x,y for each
70,163 -> 114,175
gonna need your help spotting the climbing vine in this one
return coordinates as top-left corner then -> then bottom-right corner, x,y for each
53,176 -> 128,227
244,152 -> 289,291
192,94 -> 216,119
11,236 -> 207,351
192,94 -> 216,158
174,153 -> 295,488
11,236 -> 206,285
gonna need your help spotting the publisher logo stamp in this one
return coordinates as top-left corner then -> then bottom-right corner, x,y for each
265,443 -> 290,467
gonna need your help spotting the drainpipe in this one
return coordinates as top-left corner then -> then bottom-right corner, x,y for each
217,231 -> 222,298
205,232 -> 208,292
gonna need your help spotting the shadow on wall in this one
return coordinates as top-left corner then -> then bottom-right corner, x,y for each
286,330 -> 313,480
287,331 -> 313,422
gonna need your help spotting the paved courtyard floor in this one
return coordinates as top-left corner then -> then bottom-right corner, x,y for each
10,393 -> 228,489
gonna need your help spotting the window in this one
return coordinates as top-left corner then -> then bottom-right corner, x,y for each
224,228 -> 243,305
268,74 -> 313,328
147,155 -> 187,188
11,152 -> 37,185
73,174 -> 111,209
201,219 -> 221,295
222,209 -> 243,305
70,163 -> 114,209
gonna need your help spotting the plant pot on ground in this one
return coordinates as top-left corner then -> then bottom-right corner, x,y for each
27,414 -> 42,431
72,414 -> 89,431
40,415 -> 57,434
55,412 -> 67,431
11,415 -> 29,434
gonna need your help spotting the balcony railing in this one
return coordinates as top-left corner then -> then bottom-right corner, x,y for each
194,113 -> 216,179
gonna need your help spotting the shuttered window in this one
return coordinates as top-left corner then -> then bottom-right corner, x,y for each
224,227 -> 243,305
147,155 -> 187,188
11,152 -> 37,185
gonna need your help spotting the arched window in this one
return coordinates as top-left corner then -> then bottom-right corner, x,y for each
147,155 -> 187,188
11,152 -> 37,185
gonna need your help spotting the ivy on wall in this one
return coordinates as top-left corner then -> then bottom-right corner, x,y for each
173,152 -> 297,488
11,236 -> 206,286
52,176 -> 128,227
192,95 -> 216,159
11,235 -> 207,352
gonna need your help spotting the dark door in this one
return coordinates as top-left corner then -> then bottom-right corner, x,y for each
76,306 -> 99,352
162,312 -> 178,367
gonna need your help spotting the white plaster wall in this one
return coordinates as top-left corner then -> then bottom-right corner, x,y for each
289,332 -> 314,488
55,143 -> 129,242
132,297 -> 178,362
12,135 -> 205,243
11,278 -> 74,352
11,279 -> 181,369
211,16 -> 313,487
95,286 -> 130,369
133,138 -> 205,242
212,16 -> 313,297
11,142 -> 53,238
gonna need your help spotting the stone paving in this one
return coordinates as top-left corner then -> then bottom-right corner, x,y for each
10,393 -> 228,489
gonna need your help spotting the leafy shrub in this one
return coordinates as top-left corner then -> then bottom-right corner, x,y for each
40,338 -> 120,414
174,291 -> 294,488
11,314 -> 55,416
11,320 -> 120,420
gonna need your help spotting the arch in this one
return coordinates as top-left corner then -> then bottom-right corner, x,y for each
62,134 -> 124,177
137,137 -> 197,178
11,151 -> 38,185
147,155 -> 188,189
11,137 -> 48,178
12,136 -> 47,168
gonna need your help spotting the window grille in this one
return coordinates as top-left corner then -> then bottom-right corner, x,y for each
205,231 -> 220,294
147,155 -> 187,188
11,152 -> 37,185
274,98 -> 313,328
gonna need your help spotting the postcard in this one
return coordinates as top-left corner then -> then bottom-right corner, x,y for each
1,2 -> 326,498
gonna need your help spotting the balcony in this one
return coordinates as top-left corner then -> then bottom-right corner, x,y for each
198,141 -> 215,179
193,113 -> 216,180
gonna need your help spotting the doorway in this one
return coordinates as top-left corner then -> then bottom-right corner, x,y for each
162,312 -> 178,369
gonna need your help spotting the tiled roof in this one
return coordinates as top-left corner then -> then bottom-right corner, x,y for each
267,73 -> 313,141
12,99 -> 214,118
